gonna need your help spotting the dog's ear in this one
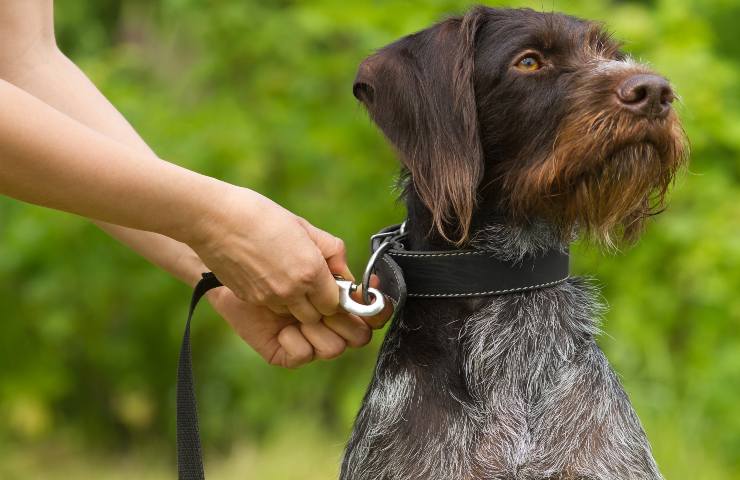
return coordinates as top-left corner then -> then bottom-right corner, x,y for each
354,8 -> 487,244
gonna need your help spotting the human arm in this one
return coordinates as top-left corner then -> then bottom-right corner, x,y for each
0,1 -> 390,365
2,71 -> 352,309
0,2 -> 349,324
0,47 -> 382,368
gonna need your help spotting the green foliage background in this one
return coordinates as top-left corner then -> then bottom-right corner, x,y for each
0,0 -> 738,478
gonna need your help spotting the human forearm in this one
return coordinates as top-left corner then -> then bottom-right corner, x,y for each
0,3 -> 385,365
0,78 -> 225,244
0,46 -> 208,286
94,226 -> 206,286
0,13 -> 365,330
0,75 -> 347,317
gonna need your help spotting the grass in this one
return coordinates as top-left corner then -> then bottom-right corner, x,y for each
0,421 -> 343,480
1,415 -> 737,479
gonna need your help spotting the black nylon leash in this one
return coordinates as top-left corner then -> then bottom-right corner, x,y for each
174,223 -> 569,479
177,272 -> 222,480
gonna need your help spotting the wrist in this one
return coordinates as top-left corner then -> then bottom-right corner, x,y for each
173,247 -> 210,287
198,185 -> 269,249
154,169 -> 237,247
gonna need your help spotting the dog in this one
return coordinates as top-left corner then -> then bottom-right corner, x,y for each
341,6 -> 687,480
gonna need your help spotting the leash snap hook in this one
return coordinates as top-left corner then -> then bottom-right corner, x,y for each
334,276 -> 385,317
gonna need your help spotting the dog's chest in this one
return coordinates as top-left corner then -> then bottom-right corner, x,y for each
343,278 -> 662,480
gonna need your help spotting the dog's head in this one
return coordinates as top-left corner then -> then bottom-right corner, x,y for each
354,6 -> 687,246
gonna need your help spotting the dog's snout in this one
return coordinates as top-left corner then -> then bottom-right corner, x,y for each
616,74 -> 674,118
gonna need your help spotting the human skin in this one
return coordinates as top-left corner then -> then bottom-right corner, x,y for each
0,0 -> 390,367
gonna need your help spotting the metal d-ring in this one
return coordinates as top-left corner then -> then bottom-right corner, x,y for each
361,241 -> 392,305
335,277 -> 385,317
362,220 -> 406,304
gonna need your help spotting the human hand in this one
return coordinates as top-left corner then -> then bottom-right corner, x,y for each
206,284 -> 391,368
186,186 -> 350,324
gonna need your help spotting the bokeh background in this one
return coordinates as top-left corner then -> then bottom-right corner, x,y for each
0,0 -> 738,478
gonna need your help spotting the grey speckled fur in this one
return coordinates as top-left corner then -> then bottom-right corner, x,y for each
340,224 -> 662,480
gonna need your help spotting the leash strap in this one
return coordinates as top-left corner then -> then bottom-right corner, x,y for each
177,272 -> 222,480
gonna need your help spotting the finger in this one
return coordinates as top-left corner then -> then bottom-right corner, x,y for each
306,266 -> 340,316
277,325 -> 314,368
204,284 -> 227,304
299,322 -> 347,360
360,296 -> 393,330
300,220 -> 354,281
326,246 -> 353,282
323,313 -> 372,348
288,297 -> 323,324
266,304 -> 292,317
352,275 -> 394,330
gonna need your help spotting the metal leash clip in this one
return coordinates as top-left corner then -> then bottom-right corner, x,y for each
334,275 -> 385,317
334,221 -> 406,317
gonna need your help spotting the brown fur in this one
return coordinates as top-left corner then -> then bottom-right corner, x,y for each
354,10 -> 487,244
354,7 -> 688,247
502,54 -> 688,245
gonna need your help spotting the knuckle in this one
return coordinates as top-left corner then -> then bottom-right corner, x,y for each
276,346 -> 314,369
270,281 -> 297,301
367,316 -> 387,330
294,307 -> 321,324
250,290 -> 269,305
334,237 -> 346,255
371,308 -> 393,328
294,348 -> 314,365
268,357 -> 283,368
233,290 -> 249,303
297,263 -> 322,285
295,216 -> 310,228
349,326 -> 372,348
267,351 -> 284,368
306,312 -> 323,324
283,358 -> 304,370
319,349 -> 341,361
320,302 -> 339,317
317,341 -> 345,360
227,281 -> 248,303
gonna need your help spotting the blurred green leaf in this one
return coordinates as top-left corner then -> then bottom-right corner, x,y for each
0,0 -> 738,478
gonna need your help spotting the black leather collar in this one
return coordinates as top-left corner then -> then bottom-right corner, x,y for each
369,223 -> 570,312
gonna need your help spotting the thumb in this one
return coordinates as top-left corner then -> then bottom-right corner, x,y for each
299,219 -> 354,281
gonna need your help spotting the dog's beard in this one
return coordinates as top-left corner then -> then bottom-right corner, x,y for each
562,141 -> 678,245
504,108 -> 688,246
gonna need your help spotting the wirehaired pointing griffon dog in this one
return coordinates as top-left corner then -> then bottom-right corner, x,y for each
342,6 -> 687,480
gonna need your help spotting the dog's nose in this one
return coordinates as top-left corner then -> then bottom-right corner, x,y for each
616,74 -> 674,118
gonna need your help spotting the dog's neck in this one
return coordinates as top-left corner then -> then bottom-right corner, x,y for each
404,191 -> 570,261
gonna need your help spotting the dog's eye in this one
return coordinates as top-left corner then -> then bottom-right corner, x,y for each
515,55 -> 542,72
